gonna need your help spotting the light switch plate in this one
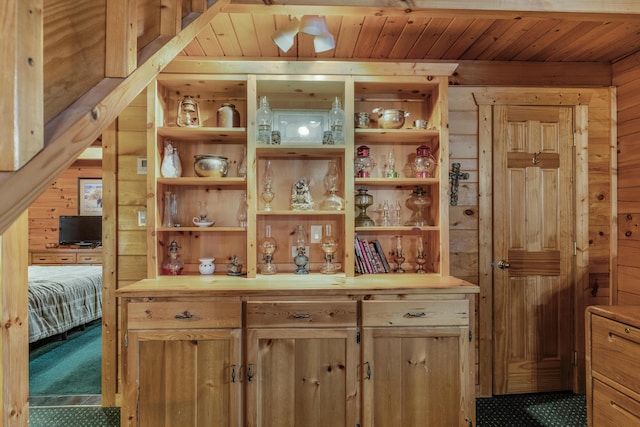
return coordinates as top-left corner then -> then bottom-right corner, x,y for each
138,210 -> 146,226
137,157 -> 147,174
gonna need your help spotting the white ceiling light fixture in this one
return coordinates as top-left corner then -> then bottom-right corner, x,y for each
272,15 -> 335,53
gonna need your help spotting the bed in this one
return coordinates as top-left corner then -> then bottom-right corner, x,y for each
28,265 -> 102,343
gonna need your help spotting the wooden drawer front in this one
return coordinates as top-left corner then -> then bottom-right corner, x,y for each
127,301 -> 241,329
591,316 -> 640,395
77,254 -> 103,264
362,300 -> 469,327
246,301 -> 357,328
31,253 -> 77,264
593,379 -> 640,426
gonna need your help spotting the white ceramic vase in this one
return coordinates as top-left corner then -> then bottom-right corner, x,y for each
198,258 -> 215,275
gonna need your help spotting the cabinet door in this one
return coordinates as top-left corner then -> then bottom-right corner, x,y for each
361,326 -> 473,427
124,329 -> 242,427
245,328 -> 359,427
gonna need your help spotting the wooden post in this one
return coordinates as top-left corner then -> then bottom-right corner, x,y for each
106,0 -> 138,77
0,0 -> 43,171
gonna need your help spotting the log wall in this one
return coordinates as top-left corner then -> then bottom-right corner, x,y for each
613,51 -> 640,305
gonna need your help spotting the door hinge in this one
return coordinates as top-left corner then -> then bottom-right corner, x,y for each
469,330 -> 473,342
124,332 -> 128,348
357,331 -> 361,344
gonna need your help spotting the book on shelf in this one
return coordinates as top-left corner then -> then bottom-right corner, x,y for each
368,241 -> 386,273
355,234 -> 393,274
353,235 -> 366,274
372,240 -> 391,273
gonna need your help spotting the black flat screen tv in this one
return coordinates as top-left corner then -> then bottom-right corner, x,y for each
58,215 -> 102,246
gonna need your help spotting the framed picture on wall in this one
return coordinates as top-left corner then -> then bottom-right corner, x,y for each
78,178 -> 103,216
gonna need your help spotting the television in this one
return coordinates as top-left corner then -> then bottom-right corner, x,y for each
58,215 -> 102,247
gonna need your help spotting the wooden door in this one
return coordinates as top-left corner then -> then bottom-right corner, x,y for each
493,105 -> 574,394
361,326 -> 471,427
245,328 -> 359,427
127,329 -> 243,427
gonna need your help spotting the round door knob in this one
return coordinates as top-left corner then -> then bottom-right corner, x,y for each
497,260 -> 510,269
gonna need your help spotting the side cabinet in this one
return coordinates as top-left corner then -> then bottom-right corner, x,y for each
121,299 -> 243,427
361,299 -> 474,427
244,301 -> 360,427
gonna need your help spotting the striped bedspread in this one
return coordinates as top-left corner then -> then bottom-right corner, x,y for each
28,265 -> 102,343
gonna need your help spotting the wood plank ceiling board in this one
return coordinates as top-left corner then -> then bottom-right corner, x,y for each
230,13 -> 262,57
369,15 -> 410,60
568,22 -> 640,63
426,17 -> 474,60
386,16 -> 431,60
491,18 -> 560,61
334,15 -> 364,58
534,21 -> 611,62
476,18 -> 544,61
407,17 -> 454,59
211,13 -> 244,56
459,18 -> 521,60
512,20 -> 584,61
192,23 -> 226,56
251,13 -> 280,58
352,15 -> 387,58
441,18 -> 495,60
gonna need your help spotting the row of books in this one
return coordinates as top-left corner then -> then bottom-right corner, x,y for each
354,235 -> 392,274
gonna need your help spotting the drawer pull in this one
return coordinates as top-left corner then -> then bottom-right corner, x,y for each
405,312 -> 426,318
293,313 -> 311,319
231,365 -> 237,383
174,311 -> 193,319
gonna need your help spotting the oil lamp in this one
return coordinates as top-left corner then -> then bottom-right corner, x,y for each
393,235 -> 405,273
261,161 -> 275,211
260,225 -> 278,275
293,225 -> 309,274
412,145 -> 437,178
354,187 -> 375,227
385,150 -> 399,178
405,187 -> 432,226
161,240 -> 184,275
355,145 -> 375,178
320,224 -> 340,274
176,95 -> 201,127
415,235 -> 427,274
320,160 -> 345,210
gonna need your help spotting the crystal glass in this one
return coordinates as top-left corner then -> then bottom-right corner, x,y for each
354,187 -> 375,227
293,225 -> 309,274
261,160 -> 274,211
355,145 -> 375,178
260,225 -> 278,275
256,96 -> 273,144
413,145 -> 437,178
320,160 -> 345,210
320,224 -> 341,274
405,187 -> 432,226
328,96 -> 346,144
161,240 -> 184,275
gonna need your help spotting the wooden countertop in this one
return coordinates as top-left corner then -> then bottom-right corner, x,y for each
587,305 -> 640,327
116,274 -> 479,298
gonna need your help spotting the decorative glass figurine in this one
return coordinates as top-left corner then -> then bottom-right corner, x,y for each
354,187 -> 375,227
405,187 -> 432,226
413,145 -> 437,178
355,145 -> 375,178
161,240 -> 184,275
261,161 -> 274,211
293,225 -> 309,274
256,96 -> 273,144
393,235 -> 405,273
320,160 -> 345,210
260,225 -> 278,275
176,95 -> 201,127
328,96 -> 346,144
320,224 -> 340,274
415,235 -> 427,274
291,178 -> 314,210
385,150 -> 399,178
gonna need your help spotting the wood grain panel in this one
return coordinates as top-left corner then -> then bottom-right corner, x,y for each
507,250 -> 561,276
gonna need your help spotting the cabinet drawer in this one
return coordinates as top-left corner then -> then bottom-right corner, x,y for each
77,254 -> 103,264
246,301 -> 357,328
591,316 -> 640,395
362,300 -> 469,327
127,301 -> 241,329
31,253 -> 77,264
593,379 -> 640,426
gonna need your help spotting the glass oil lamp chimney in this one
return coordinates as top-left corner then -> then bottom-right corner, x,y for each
261,160 -> 275,211
260,225 -> 278,275
176,95 -> 201,127
393,235 -> 405,273
415,235 -> 427,274
256,95 -> 273,144
328,96 -> 346,144
385,150 -> 399,178
320,224 -> 340,274
293,225 -> 309,274
320,160 -> 345,210
162,240 -> 184,275
354,187 -> 375,227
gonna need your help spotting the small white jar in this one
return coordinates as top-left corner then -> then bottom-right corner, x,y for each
198,258 -> 215,275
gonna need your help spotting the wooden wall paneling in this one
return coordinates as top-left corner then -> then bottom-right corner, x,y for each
0,212 -> 29,426
1,0 -> 43,172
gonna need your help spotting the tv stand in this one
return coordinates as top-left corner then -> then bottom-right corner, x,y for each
30,247 -> 103,265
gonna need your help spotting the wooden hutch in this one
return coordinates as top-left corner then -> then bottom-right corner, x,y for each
116,60 -> 479,427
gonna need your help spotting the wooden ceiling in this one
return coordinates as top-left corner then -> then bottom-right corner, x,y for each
181,3 -> 640,63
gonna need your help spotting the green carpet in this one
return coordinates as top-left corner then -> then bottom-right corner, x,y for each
29,320 -> 102,395
29,406 -> 119,427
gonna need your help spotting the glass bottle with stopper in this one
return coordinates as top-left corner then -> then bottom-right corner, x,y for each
259,225 -> 278,275
320,160 -> 345,210
320,224 -> 340,274
293,225 -> 309,274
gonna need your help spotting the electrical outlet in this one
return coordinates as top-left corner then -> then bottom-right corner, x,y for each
291,246 -> 310,257
310,225 -> 322,243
